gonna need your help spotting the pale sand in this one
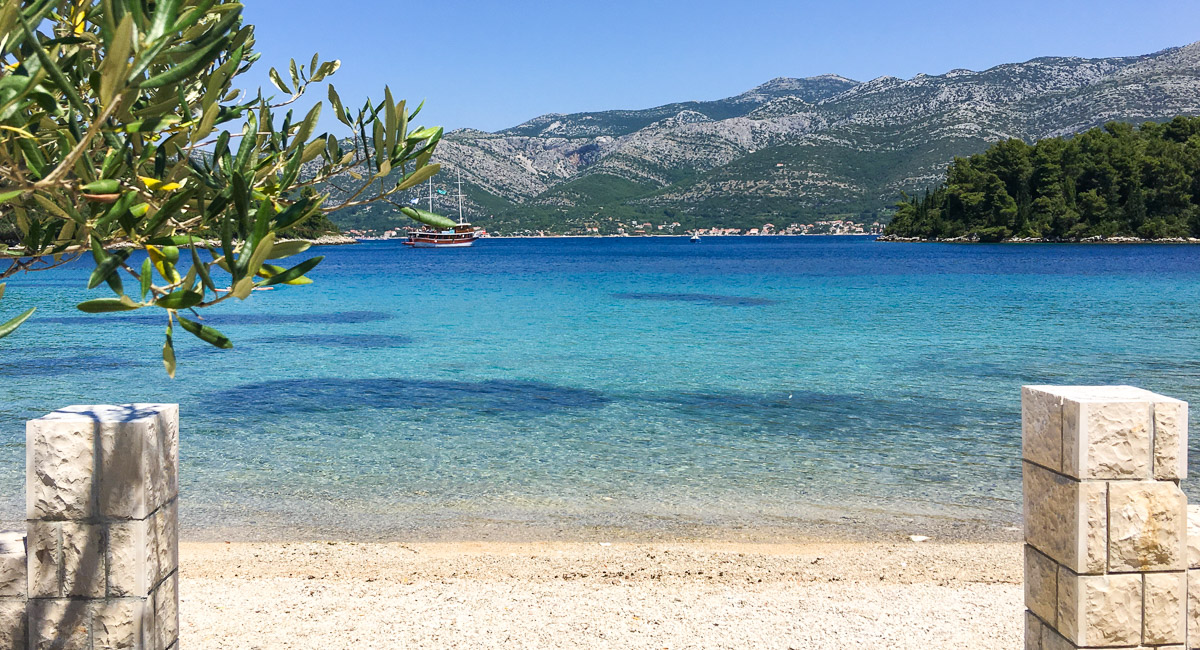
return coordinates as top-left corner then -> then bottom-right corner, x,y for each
180,540 -> 1021,649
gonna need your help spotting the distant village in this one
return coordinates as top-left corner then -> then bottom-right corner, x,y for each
347,219 -> 885,240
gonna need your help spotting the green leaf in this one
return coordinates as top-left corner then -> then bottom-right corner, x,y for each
0,190 -> 24,204
76,296 -> 141,313
140,258 -> 152,300
154,289 -> 203,310
396,164 -> 440,191
163,322 -> 176,378
0,306 -> 35,340
257,255 -> 323,287
87,242 -> 130,290
99,14 -> 133,106
190,244 -> 216,293
268,67 -> 291,95
178,315 -> 233,349
269,240 -> 311,259
81,179 -> 120,194
328,84 -> 350,126
230,276 -> 255,300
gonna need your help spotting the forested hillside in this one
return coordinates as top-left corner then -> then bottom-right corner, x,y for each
884,116 -> 1200,241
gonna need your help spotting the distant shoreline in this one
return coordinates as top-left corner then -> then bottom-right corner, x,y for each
877,234 -> 1200,244
354,233 -> 881,241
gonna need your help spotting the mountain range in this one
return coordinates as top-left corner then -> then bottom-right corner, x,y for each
328,41 -> 1200,235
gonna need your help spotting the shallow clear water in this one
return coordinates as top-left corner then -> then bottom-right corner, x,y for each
2,236 -> 1199,539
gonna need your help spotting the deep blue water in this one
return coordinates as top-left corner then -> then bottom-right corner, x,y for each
3,236 -> 1199,539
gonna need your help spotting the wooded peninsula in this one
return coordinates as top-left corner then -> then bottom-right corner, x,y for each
884,116 -> 1200,242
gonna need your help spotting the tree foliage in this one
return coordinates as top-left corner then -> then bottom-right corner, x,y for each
885,117 -> 1200,241
0,0 -> 445,375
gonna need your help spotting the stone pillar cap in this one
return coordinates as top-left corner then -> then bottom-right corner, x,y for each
34,404 -> 178,423
1023,385 -> 1184,403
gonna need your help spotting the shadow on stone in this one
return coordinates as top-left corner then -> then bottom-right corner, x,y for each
613,292 -> 778,307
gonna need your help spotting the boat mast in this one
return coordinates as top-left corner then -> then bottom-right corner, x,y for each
457,168 -> 465,225
427,176 -> 433,213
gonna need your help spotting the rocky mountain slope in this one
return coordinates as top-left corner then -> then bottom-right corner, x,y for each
329,42 -> 1200,235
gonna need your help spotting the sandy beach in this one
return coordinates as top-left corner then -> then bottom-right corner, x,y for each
179,540 -> 1021,649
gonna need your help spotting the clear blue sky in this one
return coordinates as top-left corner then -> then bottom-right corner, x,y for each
242,0 -> 1200,133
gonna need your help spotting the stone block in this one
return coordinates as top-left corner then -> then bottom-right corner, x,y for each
1189,570 -> 1200,649
1059,386 -> 1153,480
1023,461 -> 1107,573
27,598 -> 89,650
1056,569 -> 1142,647
1153,398 -> 1188,480
0,535 -> 24,599
97,404 -> 179,521
1108,480 -> 1187,572
28,404 -> 179,522
1025,545 -> 1058,625
60,522 -> 104,599
1188,505 -> 1200,570
107,501 -> 177,599
152,500 -> 178,590
1024,386 -> 1064,471
1039,626 -> 1076,650
26,521 -> 59,598
152,571 -> 177,650
1144,571 -> 1187,645
0,599 -> 25,650
1025,609 -> 1043,650
107,518 -> 151,598
90,597 -> 152,650
26,413 -> 95,521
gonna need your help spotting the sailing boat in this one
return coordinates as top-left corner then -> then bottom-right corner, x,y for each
403,169 -> 481,248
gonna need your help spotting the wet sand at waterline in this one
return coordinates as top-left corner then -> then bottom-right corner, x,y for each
179,540 -> 1021,649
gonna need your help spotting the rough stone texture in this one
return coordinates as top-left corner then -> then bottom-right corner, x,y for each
26,414 -> 95,521
151,501 -> 178,590
97,405 -> 179,521
22,404 -> 180,650
1108,480 -> 1187,572
107,501 -> 178,600
1025,546 -> 1058,625
0,599 -> 24,650
27,598 -> 89,650
1055,569 -> 1142,646
1026,610 -> 1043,650
61,522 -> 104,599
152,572 -> 177,650
0,534 -> 24,600
1190,569 -> 1200,649
90,598 -> 150,650
107,518 -> 150,598
1153,398 -> 1189,480
1060,388 -> 1152,480
1024,386 -> 1064,471
26,521 -> 59,599
1144,571 -> 1187,645
1188,505 -> 1200,570
1023,461 -> 1107,573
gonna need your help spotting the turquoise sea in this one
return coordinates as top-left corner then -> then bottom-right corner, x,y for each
2,236 -> 1199,540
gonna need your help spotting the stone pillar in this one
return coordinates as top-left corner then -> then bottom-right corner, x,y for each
25,405 -> 179,650
1023,386 -> 1190,649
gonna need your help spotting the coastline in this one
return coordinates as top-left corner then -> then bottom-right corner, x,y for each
180,539 -> 1021,649
877,233 -> 1200,244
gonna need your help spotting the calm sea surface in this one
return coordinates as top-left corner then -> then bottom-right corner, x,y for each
2,236 -> 1199,540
